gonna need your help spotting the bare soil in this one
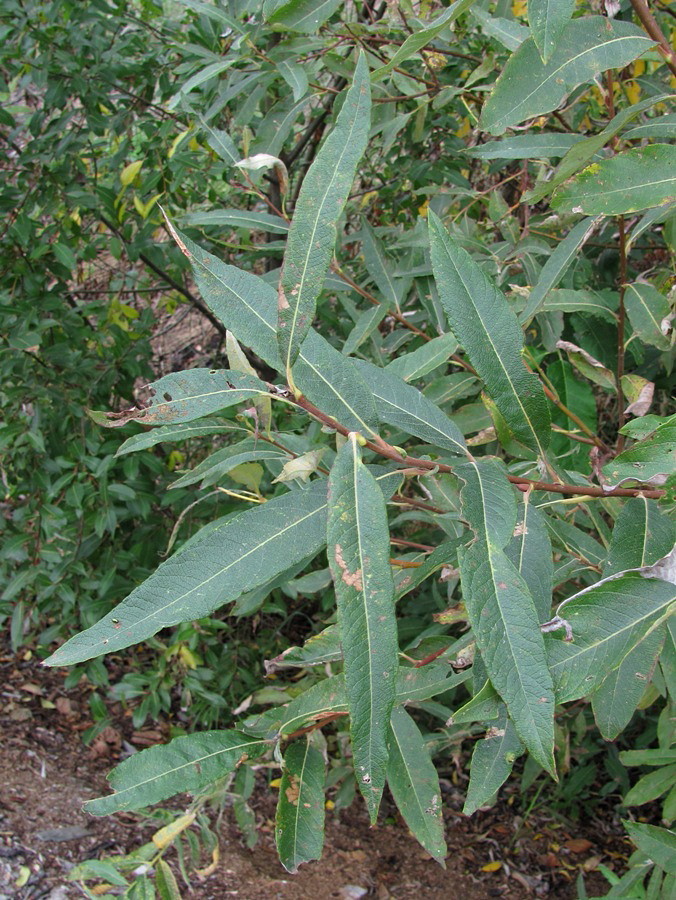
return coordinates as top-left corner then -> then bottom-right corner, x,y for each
0,648 -> 628,900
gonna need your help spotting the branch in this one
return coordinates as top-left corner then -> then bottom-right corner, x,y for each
630,0 -> 676,77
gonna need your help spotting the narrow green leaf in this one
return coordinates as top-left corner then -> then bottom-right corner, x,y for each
327,434 -> 399,822
182,0 -> 244,32
278,54 -> 371,371
361,220 -> 403,311
547,573 -> 676,703
463,709 -> 524,815
624,764 -> 676,808
276,738 -> 325,872
625,113 -> 676,140
169,439 -> 289,490
156,860 -> 181,900
385,333 -> 458,383
480,17 -> 654,135
604,498 -> 675,577
167,60 -> 236,110
89,369 -> 268,429
115,422 -> 244,457
534,289 -> 617,323
423,373 -> 480,407
449,680 -> 501,725
505,499 -> 553,622
467,133 -> 585,160
625,282 -> 673,351
623,822 -> 676,875
553,145 -> 676,216
591,626 -> 665,740
164,224 -> 378,435
44,479 -> 329,665
429,212 -> 550,455
84,731 -> 267,815
457,460 -> 556,775
520,218 -> 601,325
266,0 -> 342,33
528,0 -> 574,63
265,624 -> 342,673
470,7 -> 529,52
277,59 -> 309,102
183,208 -> 289,233
556,341 -> 616,392
370,0 -> 477,80
354,359 -> 467,456
387,707 -> 447,863
342,304 -> 388,356
198,116 -> 239,164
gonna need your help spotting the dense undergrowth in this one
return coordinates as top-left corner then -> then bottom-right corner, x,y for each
2,1 -> 675,896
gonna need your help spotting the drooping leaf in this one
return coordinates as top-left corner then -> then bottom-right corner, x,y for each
183,208 -> 289,233
553,145 -> 676,216
88,369 -> 269,429
429,212 -> 550,455
278,54 -> 370,372
467,133 -> 585,160
327,434 -> 399,822
85,731 -> 267,815
604,497 -> 676,577
556,340 -> 616,393
266,0 -> 343,33
163,223 -> 378,435
591,626 -> 665,741
528,0 -> 574,63
387,706 -> 447,863
457,460 -> 556,774
354,359 -> 467,456
480,17 -> 654,135
45,479 -> 330,665
624,282 -> 673,351
622,822 -> 676,875
276,738 -> 325,872
265,624 -> 342,673
547,574 -> 676,703
370,0 -> 477,80
534,289 -> 617,323
361,220 -> 404,311
198,116 -> 239,165
463,709 -> 524,815
276,59 -> 309,102
169,439 -> 289,490
519,218 -> 601,325
505,498 -> 553,622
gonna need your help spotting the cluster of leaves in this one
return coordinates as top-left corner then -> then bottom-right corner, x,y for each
4,0 -> 676,895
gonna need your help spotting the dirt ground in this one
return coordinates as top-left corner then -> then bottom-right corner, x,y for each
0,646 -> 631,900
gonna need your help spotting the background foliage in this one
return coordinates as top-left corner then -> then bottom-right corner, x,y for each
2,0 -> 676,896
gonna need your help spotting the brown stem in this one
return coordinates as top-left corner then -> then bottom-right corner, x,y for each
292,393 -> 664,499
616,215 -> 628,452
629,0 -> 676,77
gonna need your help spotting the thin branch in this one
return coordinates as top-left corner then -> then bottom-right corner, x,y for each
629,0 -> 676,77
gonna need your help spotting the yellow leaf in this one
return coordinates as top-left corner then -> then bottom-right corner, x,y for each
168,130 -> 190,159
418,198 -> 430,218
512,0 -> 527,18
15,867 -> 31,888
152,813 -> 197,849
189,136 -> 201,151
120,160 -> 143,186
133,194 -> 161,220
178,645 -> 198,670
481,860 -> 502,872
167,450 -> 185,471
455,116 -> 471,138
195,844 -> 219,877
633,59 -> 646,77
270,778 -> 282,788
325,799 -> 335,810
624,80 -> 641,105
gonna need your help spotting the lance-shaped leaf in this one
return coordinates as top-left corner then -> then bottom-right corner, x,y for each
505,499 -> 553,622
44,479 -> 330,665
623,822 -> 676,875
265,624 -> 342,673
467,133 -> 585,161
385,333 -> 458,383
169,439 -> 289,490
591,626 -> 666,741
604,497 -> 675,577
276,738 -> 325,872
449,680 -> 501,725
533,289 -> 617,323
625,113 -> 676,140
277,54 -> 370,372
354,359 -> 467,456
519,217 -> 601,325
327,434 -> 399,822
603,420 -> 676,487
463,709 -> 524,815
116,422 -> 245,457
243,675 -> 348,739
361,219 -> 403,312
84,731 -> 268,815
164,223 -> 378,435
183,208 -> 289,233
387,706 -> 446,863
547,573 -> 676,703
480,17 -> 654,135
553,145 -> 676,216
370,0 -> 477,80
457,459 -> 556,774
528,0 -> 574,63
429,212 -> 550,455
88,369 -> 269,429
